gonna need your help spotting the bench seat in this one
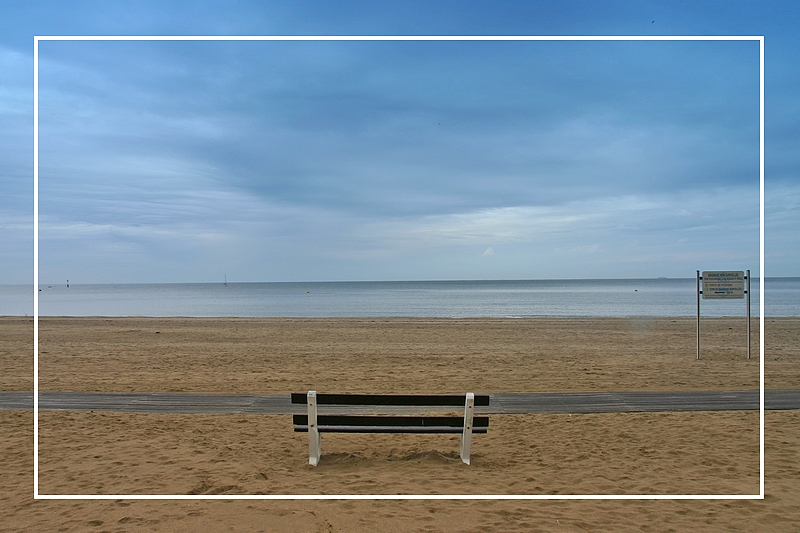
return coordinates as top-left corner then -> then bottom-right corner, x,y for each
293,414 -> 490,433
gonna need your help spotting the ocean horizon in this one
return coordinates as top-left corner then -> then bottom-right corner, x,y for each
2,277 -> 797,318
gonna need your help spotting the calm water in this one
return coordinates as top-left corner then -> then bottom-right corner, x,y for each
1,278 -> 796,317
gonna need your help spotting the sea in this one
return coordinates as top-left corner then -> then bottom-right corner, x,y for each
1,278 -> 798,318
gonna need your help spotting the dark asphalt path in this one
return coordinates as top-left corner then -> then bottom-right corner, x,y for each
1,390 -> 798,414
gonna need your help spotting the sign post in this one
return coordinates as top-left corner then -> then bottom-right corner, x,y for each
746,271 -> 751,359
696,271 -> 701,360
696,270 -> 751,360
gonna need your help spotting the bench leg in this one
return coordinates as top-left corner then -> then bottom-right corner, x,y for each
460,392 -> 475,465
307,391 -> 321,466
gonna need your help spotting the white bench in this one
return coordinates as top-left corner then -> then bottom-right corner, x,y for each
291,392 -> 489,465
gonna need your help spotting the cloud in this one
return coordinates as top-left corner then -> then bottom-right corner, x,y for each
358,195 -> 660,250
37,39 -> 759,217
26,37 -> 771,281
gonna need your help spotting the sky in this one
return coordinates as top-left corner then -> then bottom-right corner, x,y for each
1,1 -> 798,284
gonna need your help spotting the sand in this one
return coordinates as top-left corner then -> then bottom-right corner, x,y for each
2,316 -> 799,532
29,316 -> 799,393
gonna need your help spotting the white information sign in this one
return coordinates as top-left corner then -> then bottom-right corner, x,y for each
702,271 -> 745,299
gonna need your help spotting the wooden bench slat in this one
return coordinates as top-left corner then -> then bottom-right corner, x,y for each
291,393 -> 490,406
293,414 -> 489,428
294,425 -> 489,434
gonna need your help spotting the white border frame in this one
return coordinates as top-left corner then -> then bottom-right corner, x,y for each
33,34 -> 766,500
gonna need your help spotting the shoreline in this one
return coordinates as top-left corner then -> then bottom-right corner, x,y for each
5,311 -> 796,316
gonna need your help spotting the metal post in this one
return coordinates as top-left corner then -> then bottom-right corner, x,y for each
746,270 -> 751,360
460,392 -> 475,465
307,391 -> 320,466
696,270 -> 701,360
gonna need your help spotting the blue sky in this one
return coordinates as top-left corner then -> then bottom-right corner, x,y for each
1,1 -> 797,283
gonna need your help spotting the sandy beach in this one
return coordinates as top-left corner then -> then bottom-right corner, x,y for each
2,316 -> 799,531
28,316 -> 796,393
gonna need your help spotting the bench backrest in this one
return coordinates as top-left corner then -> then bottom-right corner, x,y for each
290,393 -> 490,407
